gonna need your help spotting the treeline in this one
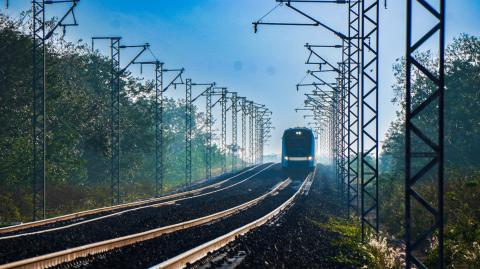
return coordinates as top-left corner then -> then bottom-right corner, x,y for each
0,14 -> 232,223
379,34 -> 480,267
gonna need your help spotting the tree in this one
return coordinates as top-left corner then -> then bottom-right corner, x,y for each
380,34 -> 480,268
0,13 -> 228,222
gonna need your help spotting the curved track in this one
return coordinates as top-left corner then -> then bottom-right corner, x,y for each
48,167 -> 313,269
0,164 -> 263,238
155,171 -> 313,269
0,163 -> 281,267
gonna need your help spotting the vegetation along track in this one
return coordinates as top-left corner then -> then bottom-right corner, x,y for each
0,164 -> 263,238
47,167 -> 312,269
0,163 -> 280,266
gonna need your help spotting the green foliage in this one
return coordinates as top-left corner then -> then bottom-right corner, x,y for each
314,216 -> 407,269
380,34 -> 480,268
310,216 -> 373,266
0,14 -> 230,223
383,34 -> 480,175
424,176 -> 480,268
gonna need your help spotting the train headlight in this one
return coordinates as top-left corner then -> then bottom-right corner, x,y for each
308,156 -> 313,160
284,156 -> 289,160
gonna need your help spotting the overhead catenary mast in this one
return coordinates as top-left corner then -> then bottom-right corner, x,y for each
92,37 -> 149,205
32,0 -> 80,220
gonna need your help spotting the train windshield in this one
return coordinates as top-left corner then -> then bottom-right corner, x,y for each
284,130 -> 312,157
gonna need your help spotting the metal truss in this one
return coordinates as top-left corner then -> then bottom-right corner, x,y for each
255,108 -> 268,164
303,77 -> 343,197
32,0 -> 79,220
252,0 -> 348,188
254,108 -> 259,163
221,90 -> 227,172
361,0 -> 379,240
338,67 -> 348,205
158,67 -> 184,195
110,39 -> 121,206
347,0 -> 361,217
300,47 -> 344,199
298,82 -> 336,166
328,118 -> 333,165
190,82 -> 215,182
257,117 -> 264,163
405,0 -> 445,267
212,87 -> 228,174
248,102 -> 254,164
266,1 -> 378,240
205,87 -> 212,180
154,63 -> 165,197
241,99 -> 248,167
32,0 -> 48,221
299,92 -> 334,169
258,126 -> 264,163
254,106 -> 258,164
185,79 -> 193,188
135,60 -> 164,196
230,92 -> 238,171
252,104 -> 267,164
259,109 -> 272,164
341,57 -> 349,211
134,60 -> 184,197
254,0 -> 378,242
92,37 -> 148,205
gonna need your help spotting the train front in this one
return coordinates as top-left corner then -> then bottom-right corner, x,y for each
281,128 -> 315,171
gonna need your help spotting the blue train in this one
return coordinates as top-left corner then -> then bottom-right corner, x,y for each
281,127 -> 316,171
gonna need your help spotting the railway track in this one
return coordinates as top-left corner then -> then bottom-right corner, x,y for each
0,163 -> 282,267
0,165 -> 290,269
0,164 -> 264,238
186,166 -> 369,269
154,170 -> 314,269
46,168 -> 313,269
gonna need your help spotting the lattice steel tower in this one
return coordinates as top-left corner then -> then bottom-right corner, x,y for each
32,0 -> 79,220
241,99 -> 248,168
231,92 -> 238,171
221,90 -> 227,172
405,0 -> 445,267
205,86 -> 212,181
185,79 -> 193,187
360,0 -> 380,240
347,0 -> 361,217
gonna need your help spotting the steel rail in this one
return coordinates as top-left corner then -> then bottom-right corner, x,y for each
0,164 -> 273,240
0,172 -> 288,269
153,167 -> 316,269
0,164 -> 275,240
0,164 -> 263,236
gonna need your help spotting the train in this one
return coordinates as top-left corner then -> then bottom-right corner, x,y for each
281,127 -> 316,171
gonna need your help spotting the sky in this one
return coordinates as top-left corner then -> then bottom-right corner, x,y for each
3,0 -> 480,156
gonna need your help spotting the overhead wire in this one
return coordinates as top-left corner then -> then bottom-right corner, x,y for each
257,2 -> 283,22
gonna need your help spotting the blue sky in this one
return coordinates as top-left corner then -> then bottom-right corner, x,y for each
4,0 -> 480,155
